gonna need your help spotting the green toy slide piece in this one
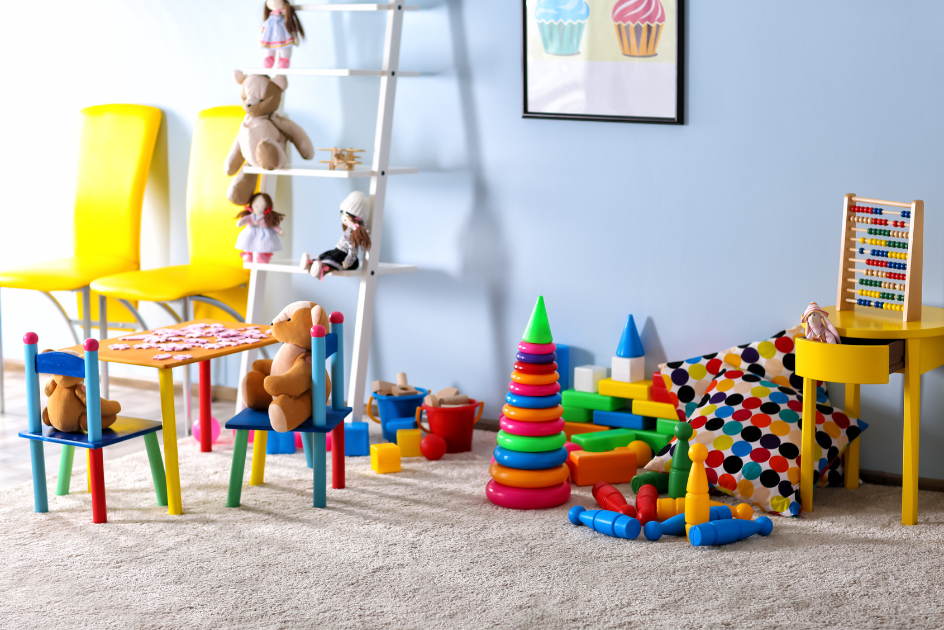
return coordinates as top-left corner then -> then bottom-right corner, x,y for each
632,471 -> 669,494
571,428 -> 635,452
630,429 -> 672,454
656,418 -> 679,436
561,389 -> 624,412
668,422 -> 693,499
522,296 -> 553,344
562,405 -> 594,423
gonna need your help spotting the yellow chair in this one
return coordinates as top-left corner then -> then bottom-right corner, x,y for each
0,104 -> 161,411
90,106 -> 252,424
795,338 -> 889,513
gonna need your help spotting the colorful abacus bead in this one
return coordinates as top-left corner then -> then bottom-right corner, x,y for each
901,210 -> 911,218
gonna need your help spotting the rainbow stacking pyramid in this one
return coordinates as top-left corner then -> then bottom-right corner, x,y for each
486,296 -> 571,509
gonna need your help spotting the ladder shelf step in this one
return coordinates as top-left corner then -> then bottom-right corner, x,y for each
240,68 -> 419,78
243,166 -> 418,179
296,3 -> 419,11
243,262 -> 418,277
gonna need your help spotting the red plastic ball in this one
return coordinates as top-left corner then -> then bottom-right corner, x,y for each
420,434 -> 447,460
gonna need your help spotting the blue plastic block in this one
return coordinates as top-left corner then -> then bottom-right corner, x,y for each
616,315 -> 644,358
593,410 -> 654,430
556,344 -> 570,391
346,422 -> 370,456
382,417 -> 417,443
266,431 -> 296,454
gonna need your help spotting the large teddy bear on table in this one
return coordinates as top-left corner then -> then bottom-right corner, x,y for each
243,301 -> 331,432
224,71 -> 314,205
42,351 -> 122,433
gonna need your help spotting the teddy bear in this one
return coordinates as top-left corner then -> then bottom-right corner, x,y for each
224,71 -> 314,206
242,301 -> 331,432
42,351 -> 122,433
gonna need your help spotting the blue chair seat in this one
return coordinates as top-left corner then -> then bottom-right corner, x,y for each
19,416 -> 162,450
225,406 -> 351,434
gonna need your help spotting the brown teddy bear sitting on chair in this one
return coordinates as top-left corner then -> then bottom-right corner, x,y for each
42,351 -> 121,433
243,301 -> 331,432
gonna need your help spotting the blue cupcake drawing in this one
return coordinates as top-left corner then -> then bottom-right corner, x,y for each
535,0 -> 590,56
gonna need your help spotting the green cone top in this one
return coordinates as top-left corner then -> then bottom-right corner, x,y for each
522,296 -> 553,344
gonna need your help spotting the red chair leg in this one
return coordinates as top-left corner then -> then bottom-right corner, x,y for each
199,360 -> 211,452
331,423 -> 345,489
89,448 -> 107,524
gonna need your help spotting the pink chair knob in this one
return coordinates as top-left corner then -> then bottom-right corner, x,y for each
23,332 -> 38,345
329,311 -> 344,324
84,339 -> 100,352
311,325 -> 326,338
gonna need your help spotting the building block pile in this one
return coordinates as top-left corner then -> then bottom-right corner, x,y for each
486,296 -> 571,510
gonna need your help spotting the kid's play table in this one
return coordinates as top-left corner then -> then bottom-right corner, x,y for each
62,319 -> 278,516
821,305 -> 944,525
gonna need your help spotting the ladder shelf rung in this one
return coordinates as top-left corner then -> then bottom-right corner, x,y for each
243,261 -> 418,277
240,68 -> 419,78
296,3 -> 419,11
243,165 -> 418,179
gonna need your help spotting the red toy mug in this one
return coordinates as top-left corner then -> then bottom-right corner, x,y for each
415,399 -> 484,453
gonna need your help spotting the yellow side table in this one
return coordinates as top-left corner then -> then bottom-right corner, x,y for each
820,305 -> 944,525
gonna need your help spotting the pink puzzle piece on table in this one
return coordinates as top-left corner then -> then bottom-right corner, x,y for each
108,344 -> 131,351
153,354 -> 172,361
205,343 -> 223,350
173,354 -> 193,361
134,343 -> 158,350
118,335 -> 147,341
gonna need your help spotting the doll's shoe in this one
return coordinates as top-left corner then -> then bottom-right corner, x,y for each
278,57 -> 291,69
240,251 -> 253,262
263,56 -> 275,69
299,253 -> 312,270
254,252 -> 273,264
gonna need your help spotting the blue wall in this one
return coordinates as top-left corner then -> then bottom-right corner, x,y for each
4,1 -> 943,478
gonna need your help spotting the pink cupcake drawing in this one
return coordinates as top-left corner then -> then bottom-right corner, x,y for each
612,0 -> 666,57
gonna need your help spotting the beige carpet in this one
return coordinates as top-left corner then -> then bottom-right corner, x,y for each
2,425 -> 944,630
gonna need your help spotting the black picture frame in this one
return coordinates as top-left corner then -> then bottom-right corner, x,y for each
522,0 -> 685,125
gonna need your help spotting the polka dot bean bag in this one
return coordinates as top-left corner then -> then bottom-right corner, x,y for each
644,370 -> 867,516
657,326 -> 804,422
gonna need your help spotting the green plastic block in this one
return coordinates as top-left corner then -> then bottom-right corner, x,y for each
656,418 -> 679,436
571,428 -> 635,453
562,406 -> 594,423
630,429 -> 673,454
561,389 -> 623,412
631,471 -> 669,494
522,296 -> 553,344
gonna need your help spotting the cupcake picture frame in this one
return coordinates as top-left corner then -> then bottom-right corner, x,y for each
523,0 -> 684,124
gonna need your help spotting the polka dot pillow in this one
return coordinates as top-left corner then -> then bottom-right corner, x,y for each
656,325 -> 804,421
644,370 -> 867,516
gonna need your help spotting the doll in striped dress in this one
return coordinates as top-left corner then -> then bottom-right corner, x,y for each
261,0 -> 305,69
235,192 -> 285,263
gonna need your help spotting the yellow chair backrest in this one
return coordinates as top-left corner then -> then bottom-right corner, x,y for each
74,104 -> 162,264
187,106 -> 250,269
794,338 -> 889,385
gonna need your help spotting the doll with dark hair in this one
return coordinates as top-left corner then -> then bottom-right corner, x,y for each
261,0 -> 305,69
235,192 -> 285,263
299,191 -> 372,280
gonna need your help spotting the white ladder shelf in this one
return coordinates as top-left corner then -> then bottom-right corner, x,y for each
237,1 -> 417,423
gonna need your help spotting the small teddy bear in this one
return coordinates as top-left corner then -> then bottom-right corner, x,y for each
224,71 -> 314,206
42,351 -> 122,433
242,301 -> 331,432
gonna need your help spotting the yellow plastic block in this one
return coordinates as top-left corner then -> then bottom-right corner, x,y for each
598,378 -> 652,401
632,399 -> 678,420
370,443 -> 401,474
397,428 -> 422,457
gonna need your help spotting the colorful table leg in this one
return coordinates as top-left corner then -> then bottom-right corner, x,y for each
314,433 -> 326,508
331,424 -> 345,489
56,445 -> 75,496
158,368 -> 183,515
250,431 -> 267,485
903,338 -> 921,526
23,337 -> 48,512
302,433 -> 314,469
89,448 -> 107,524
800,376 -> 817,513
845,384 -> 860,491
199,360 -> 211,452
143,432 -> 168,507
227,429 -> 250,507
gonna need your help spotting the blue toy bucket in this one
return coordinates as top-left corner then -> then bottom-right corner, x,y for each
368,388 -> 428,442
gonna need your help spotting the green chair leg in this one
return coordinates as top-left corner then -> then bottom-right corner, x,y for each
227,430 -> 250,508
56,445 -> 75,496
143,433 -> 168,507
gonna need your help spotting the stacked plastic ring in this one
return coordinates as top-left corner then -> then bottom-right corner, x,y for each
486,297 -> 571,510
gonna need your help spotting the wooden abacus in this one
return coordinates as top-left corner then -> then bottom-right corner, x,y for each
836,194 -> 924,322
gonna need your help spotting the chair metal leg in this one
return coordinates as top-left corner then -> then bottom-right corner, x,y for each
250,431 -> 267,485
30,441 -> 48,513
314,433 -> 326,508
89,448 -> 106,524
182,297 -> 192,436
80,287 -> 92,342
117,299 -> 149,330
99,294 -> 109,399
143,432 -> 168,507
56,445 -> 75,496
227,429 -> 250,507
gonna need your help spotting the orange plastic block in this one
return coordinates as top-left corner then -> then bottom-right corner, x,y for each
563,421 -> 610,441
566,447 -> 636,487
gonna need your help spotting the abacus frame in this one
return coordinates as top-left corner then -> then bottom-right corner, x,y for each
836,194 -> 924,322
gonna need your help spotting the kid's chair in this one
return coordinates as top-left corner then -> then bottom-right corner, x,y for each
795,338 -> 889,513
0,104 -> 162,411
18,333 -> 167,524
226,313 -> 351,509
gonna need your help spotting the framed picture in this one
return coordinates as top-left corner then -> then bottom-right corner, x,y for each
522,0 -> 684,124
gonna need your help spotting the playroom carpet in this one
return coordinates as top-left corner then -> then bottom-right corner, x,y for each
2,425 -> 944,630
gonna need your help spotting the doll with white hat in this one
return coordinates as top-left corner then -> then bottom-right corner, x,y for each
299,191 -> 372,280
801,302 -> 841,344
